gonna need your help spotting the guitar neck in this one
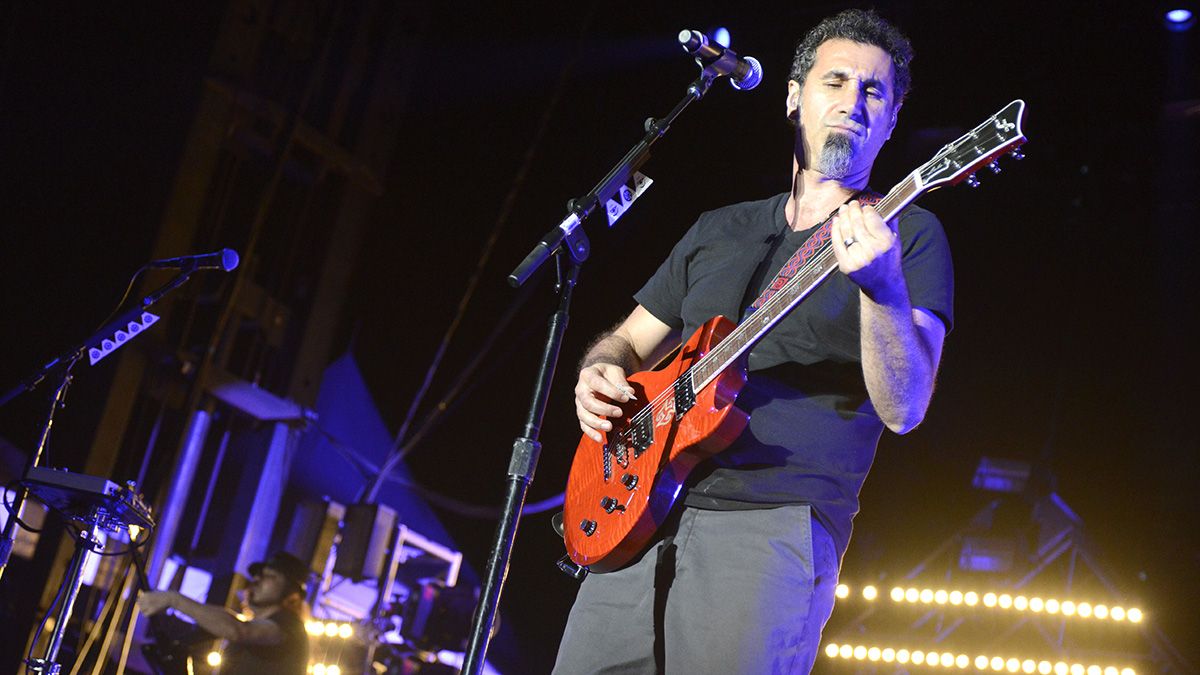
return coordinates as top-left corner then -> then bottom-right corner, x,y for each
689,98 -> 1028,391
691,173 -> 925,391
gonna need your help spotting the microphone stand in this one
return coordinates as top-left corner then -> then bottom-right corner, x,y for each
462,64 -> 726,675
0,270 -> 194,584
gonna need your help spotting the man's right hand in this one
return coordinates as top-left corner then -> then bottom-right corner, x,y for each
137,590 -> 176,616
572,305 -> 676,443
574,363 -> 637,442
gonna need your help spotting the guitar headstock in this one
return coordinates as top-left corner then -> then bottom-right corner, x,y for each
917,99 -> 1027,190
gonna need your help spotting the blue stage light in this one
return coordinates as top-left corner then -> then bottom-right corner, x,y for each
714,27 -> 731,47
1165,8 -> 1194,31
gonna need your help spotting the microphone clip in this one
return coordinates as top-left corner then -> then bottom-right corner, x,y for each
678,30 -> 763,92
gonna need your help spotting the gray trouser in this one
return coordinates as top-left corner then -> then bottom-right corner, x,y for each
553,504 -> 839,675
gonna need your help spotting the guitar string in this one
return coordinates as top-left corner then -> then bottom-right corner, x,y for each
615,183 -> 910,442
615,242 -> 844,442
918,112 -> 1006,183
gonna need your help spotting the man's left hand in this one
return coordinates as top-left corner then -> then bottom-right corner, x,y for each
831,201 -> 906,305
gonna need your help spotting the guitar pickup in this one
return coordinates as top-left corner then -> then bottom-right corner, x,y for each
673,372 -> 696,418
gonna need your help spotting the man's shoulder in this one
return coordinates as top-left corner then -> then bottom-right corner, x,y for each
897,201 -> 938,224
896,202 -> 948,239
699,192 -> 786,222
268,607 -> 306,632
690,192 -> 787,240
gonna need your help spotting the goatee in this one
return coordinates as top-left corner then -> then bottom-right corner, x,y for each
816,132 -> 853,179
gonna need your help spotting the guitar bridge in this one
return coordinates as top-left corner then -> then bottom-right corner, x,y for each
611,436 -> 630,468
628,416 -> 653,459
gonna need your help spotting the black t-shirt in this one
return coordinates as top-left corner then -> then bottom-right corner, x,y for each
634,191 -> 954,557
220,608 -> 309,675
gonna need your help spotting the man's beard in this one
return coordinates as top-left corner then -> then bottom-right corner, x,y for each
815,131 -> 854,179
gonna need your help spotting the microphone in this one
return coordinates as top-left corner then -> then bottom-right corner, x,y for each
678,30 -> 763,91
147,248 -> 240,272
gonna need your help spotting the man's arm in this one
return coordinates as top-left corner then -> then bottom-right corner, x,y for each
137,591 -> 285,646
859,299 -> 945,433
574,305 -> 679,441
831,202 -> 945,434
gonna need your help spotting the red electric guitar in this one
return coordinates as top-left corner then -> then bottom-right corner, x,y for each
564,100 -> 1028,572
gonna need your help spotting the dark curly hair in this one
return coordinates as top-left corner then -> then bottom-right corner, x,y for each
789,8 -> 914,106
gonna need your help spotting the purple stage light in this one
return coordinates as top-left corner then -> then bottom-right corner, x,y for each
714,27 -> 730,47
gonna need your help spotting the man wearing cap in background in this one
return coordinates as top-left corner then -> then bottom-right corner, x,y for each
138,551 -> 311,674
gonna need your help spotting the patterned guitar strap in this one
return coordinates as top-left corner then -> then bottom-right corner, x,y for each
746,189 -> 884,314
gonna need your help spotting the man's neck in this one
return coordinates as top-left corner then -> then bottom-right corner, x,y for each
246,603 -> 281,620
784,167 -> 868,232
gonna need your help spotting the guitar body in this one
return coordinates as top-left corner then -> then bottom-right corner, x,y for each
564,316 -> 748,572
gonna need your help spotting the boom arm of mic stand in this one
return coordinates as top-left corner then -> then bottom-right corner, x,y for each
507,72 -> 717,288
0,270 -> 194,583
0,272 -> 196,407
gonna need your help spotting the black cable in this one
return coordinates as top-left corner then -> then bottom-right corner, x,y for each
36,353 -> 82,469
61,520 -> 82,542
2,480 -> 42,533
91,266 -> 149,332
26,544 -> 71,666
23,512 -> 152,666
6,478 -> 156,552
73,555 -> 135,672
77,515 -> 154,557
87,533 -> 153,557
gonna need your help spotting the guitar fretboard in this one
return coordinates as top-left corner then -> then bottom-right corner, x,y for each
690,174 -> 923,391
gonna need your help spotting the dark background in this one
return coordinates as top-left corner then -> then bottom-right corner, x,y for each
1,1 -> 1197,672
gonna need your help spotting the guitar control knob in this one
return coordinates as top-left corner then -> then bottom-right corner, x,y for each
600,497 -> 620,513
580,519 -> 597,536
965,173 -> 980,188
1009,148 -> 1025,160
620,473 -> 639,490
988,160 -> 1001,174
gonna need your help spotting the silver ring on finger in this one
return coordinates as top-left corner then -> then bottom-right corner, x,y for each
843,236 -> 857,247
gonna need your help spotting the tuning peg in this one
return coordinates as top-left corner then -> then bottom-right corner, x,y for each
988,160 -> 1001,174
1009,148 -> 1025,160
965,173 -> 980,188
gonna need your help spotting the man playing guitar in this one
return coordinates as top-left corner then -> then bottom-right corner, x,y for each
556,8 -> 953,673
